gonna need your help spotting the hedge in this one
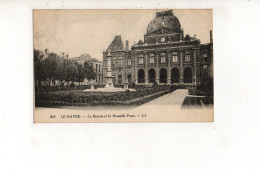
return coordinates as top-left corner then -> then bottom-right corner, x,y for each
35,86 -> 174,107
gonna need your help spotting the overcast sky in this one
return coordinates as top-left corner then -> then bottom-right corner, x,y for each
34,9 -> 212,61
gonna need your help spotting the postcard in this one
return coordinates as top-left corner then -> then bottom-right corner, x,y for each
33,9 -> 213,122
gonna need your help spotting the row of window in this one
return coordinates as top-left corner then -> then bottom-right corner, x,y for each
138,54 -> 191,64
107,52 -> 209,67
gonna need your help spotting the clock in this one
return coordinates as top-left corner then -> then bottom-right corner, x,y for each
160,37 -> 165,42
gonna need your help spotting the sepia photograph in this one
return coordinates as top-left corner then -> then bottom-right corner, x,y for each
33,9 -> 213,122
3,0 -> 260,169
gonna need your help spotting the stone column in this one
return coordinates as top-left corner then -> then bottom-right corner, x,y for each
145,53 -> 148,85
167,51 -> 171,84
156,51 -> 159,84
179,49 -> 183,85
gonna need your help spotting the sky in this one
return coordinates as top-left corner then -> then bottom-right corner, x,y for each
34,9 -> 212,61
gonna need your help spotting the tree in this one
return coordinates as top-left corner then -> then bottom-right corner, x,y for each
63,59 -> 77,87
56,58 -> 66,86
42,52 -> 60,86
75,63 -> 85,85
34,49 -> 47,96
83,61 -> 96,81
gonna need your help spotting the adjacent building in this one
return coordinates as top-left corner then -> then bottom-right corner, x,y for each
70,54 -> 103,84
103,10 -> 213,87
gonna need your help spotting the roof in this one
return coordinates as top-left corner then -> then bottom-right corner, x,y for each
70,54 -> 102,63
146,10 -> 181,35
106,35 -> 125,51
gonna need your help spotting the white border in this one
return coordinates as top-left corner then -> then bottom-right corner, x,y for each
1,0 -> 260,169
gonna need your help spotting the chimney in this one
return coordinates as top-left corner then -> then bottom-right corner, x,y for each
210,30 -> 213,43
126,40 -> 129,50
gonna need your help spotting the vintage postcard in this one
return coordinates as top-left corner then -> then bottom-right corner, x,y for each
33,9 -> 213,123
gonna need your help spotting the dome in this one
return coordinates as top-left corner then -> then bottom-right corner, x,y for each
146,10 -> 181,35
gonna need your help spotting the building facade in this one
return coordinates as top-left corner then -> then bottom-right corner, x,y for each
71,54 -> 103,84
103,10 -> 213,87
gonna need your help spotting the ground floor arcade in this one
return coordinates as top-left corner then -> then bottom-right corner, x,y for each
133,66 -> 199,86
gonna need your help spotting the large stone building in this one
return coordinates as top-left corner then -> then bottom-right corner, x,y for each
103,10 -> 213,87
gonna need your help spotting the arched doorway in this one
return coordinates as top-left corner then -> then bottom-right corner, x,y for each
171,68 -> 179,83
160,68 -> 167,83
138,69 -> 145,83
184,67 -> 192,83
148,69 -> 156,83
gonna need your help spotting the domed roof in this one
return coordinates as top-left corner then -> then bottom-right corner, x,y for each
146,10 -> 181,35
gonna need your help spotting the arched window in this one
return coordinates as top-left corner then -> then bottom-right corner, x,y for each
160,53 -> 166,63
138,55 -> 144,64
149,54 -> 155,64
184,51 -> 191,62
172,52 -> 178,62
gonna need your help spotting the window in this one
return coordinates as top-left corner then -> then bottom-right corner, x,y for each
203,65 -> 207,69
160,53 -> 166,63
138,55 -> 144,64
128,59 -> 131,65
99,65 -> 100,72
185,51 -> 191,62
118,60 -> 123,66
128,68 -> 131,72
112,60 -> 116,66
118,75 -> 122,84
150,55 -> 155,64
203,54 -> 207,61
96,64 -> 98,72
172,52 -> 178,62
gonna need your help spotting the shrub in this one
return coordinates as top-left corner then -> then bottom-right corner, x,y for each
36,85 -> 172,107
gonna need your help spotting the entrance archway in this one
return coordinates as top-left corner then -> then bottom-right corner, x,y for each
159,68 -> 167,83
138,69 -> 145,83
171,68 -> 179,83
148,69 -> 156,83
184,67 -> 192,83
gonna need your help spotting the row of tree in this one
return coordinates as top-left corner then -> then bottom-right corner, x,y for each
34,49 -> 96,89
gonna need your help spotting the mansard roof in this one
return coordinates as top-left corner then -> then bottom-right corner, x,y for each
106,35 -> 125,51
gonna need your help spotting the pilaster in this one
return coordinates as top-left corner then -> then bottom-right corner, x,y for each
167,51 -> 171,84
145,53 -> 148,85
155,51 -> 159,84
179,49 -> 183,85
